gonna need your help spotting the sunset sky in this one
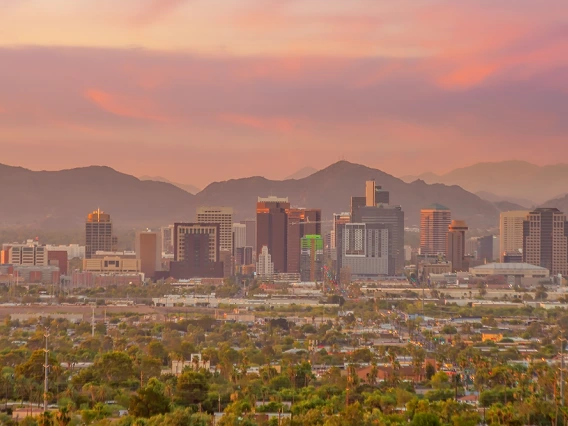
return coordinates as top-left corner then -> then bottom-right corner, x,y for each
1,0 -> 567,188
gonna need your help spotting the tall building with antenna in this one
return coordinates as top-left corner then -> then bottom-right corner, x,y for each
85,209 -> 117,259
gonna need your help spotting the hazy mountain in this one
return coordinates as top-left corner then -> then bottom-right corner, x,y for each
284,167 -> 318,180
475,191 -> 534,208
401,161 -> 568,203
493,201 -> 529,212
540,194 -> 568,214
195,161 -> 499,228
0,164 -> 195,228
400,172 -> 440,184
139,175 -> 200,195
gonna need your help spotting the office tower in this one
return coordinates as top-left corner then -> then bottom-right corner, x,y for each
135,231 -> 162,279
256,197 -> 290,273
336,222 -> 392,282
85,209 -> 116,259
331,213 -> 351,249
477,235 -> 494,263
420,204 -> 451,256
300,235 -> 323,282
196,207 -> 234,254
236,247 -> 253,266
353,205 -> 404,274
446,220 -> 468,272
240,220 -> 257,253
169,233 -> 224,279
523,208 -> 568,275
350,196 -> 366,217
365,180 -> 390,206
161,225 -> 174,255
173,223 -> 220,263
500,211 -> 530,261
287,208 -> 322,274
9,242 -> 48,266
256,245 -> 274,277
232,223 -> 247,255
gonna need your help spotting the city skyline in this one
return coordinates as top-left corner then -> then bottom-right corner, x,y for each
1,0 -> 568,186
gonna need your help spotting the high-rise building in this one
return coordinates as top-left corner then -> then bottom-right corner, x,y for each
523,208 -> 568,275
352,205 -> 404,274
477,235 -> 494,263
161,225 -> 174,255
85,209 -> 117,259
256,245 -> 274,277
135,231 -> 162,279
196,207 -> 234,254
331,213 -> 351,249
9,242 -> 48,266
173,223 -> 220,263
300,235 -> 323,282
287,208 -> 321,274
420,204 -> 451,256
256,197 -> 290,273
500,211 -> 530,261
235,247 -> 253,266
232,223 -> 247,255
48,250 -> 68,275
350,196 -> 366,217
169,233 -> 224,279
336,222 -> 392,282
240,219 -> 257,253
365,180 -> 390,206
446,220 -> 468,272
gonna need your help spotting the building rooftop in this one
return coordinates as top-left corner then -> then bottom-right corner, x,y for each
423,203 -> 450,211
471,262 -> 548,271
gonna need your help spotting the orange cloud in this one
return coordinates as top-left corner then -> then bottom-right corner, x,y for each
85,89 -> 170,123
438,63 -> 498,89
220,113 -> 294,133
129,0 -> 188,27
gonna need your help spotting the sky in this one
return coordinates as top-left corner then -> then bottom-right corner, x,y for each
0,0 -> 567,188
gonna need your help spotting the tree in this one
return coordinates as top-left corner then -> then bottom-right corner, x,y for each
174,370 -> 209,407
430,372 -> 450,390
412,412 -> 442,426
425,363 -> 436,381
94,351 -> 134,384
129,378 -> 171,418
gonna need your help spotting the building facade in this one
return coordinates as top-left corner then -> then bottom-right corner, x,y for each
523,208 -> 568,276
196,207 -> 234,254
135,231 -> 162,279
420,204 -> 451,256
287,208 -> 321,274
500,210 -> 530,262
232,223 -> 247,255
173,223 -> 220,263
169,233 -> 224,279
300,235 -> 324,282
256,245 -> 274,277
446,220 -> 468,272
256,197 -> 290,273
85,209 -> 116,259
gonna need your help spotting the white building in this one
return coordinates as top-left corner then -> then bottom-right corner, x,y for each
256,246 -> 274,277
232,223 -> 247,254
45,244 -> 86,259
499,211 -> 529,262
470,262 -> 549,278
196,207 -> 234,254
8,242 -> 47,266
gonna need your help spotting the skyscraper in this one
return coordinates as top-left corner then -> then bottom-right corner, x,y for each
331,213 -> 351,249
240,219 -> 257,253
173,223 -> 220,262
477,235 -> 494,263
420,204 -> 451,256
196,207 -> 234,254
287,208 -> 321,274
85,209 -> 116,259
446,220 -> 468,272
300,235 -> 324,282
256,245 -> 274,277
500,210 -> 530,261
232,223 -> 247,255
161,225 -> 174,255
256,197 -> 290,273
135,231 -> 162,279
523,208 -> 568,275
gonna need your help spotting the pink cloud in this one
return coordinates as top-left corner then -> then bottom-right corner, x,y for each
85,89 -> 171,123
129,0 -> 189,27
220,113 -> 295,133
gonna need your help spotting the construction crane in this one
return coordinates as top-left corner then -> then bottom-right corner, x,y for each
288,219 -> 334,226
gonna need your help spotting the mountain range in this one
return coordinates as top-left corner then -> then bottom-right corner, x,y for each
139,175 -> 201,195
401,161 -> 568,204
0,161 -> 507,230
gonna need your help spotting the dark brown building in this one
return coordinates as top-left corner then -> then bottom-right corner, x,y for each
256,197 -> 290,273
169,233 -> 224,279
287,208 -> 322,274
48,250 -> 68,275
85,209 -> 117,259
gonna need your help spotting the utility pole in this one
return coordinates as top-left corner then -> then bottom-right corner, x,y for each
91,305 -> 95,337
43,330 -> 50,412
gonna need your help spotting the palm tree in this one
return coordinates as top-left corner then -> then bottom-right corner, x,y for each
56,406 -> 71,426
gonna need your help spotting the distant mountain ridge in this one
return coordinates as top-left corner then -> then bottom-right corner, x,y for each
139,175 -> 200,195
284,167 -> 318,180
401,161 -> 568,204
2,161 -> 554,230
